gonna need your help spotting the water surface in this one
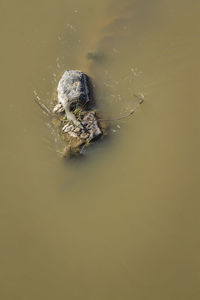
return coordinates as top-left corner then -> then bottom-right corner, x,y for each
1,0 -> 200,299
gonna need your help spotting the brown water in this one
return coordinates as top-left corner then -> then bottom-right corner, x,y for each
1,0 -> 200,299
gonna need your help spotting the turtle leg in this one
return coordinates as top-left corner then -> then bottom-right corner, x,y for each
53,103 -> 65,114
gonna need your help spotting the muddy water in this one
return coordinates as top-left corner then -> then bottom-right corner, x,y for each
1,0 -> 200,299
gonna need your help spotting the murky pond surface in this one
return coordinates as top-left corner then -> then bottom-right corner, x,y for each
1,0 -> 200,299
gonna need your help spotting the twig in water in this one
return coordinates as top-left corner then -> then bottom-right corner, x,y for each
99,95 -> 144,122
34,97 -> 51,116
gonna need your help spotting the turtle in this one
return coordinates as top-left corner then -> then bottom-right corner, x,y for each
53,70 -> 90,128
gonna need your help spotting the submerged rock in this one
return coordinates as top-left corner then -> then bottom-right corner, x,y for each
52,70 -> 107,158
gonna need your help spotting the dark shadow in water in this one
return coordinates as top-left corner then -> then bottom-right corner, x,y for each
87,51 -> 107,63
